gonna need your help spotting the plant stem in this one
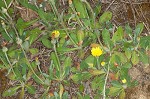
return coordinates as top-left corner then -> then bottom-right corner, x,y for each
0,56 -> 8,68
96,57 -> 100,69
53,43 -> 61,77
40,86 -> 50,98
3,28 -> 13,41
37,64 -> 45,79
103,53 -> 111,99
20,45 -> 44,84
4,52 -> 16,77
20,83 -> 25,99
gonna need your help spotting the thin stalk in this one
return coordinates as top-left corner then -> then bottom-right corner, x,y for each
53,43 -> 61,72
4,52 -> 16,76
0,56 -> 8,68
20,83 -> 25,99
96,57 -> 100,69
40,86 -> 50,98
3,28 -> 13,41
3,0 -> 8,8
37,63 -> 45,79
20,45 -> 44,84
103,53 -> 111,99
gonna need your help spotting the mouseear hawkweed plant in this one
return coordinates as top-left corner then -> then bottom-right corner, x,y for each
0,0 -> 149,99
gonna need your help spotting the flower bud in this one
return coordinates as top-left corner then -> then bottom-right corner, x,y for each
101,62 -> 106,66
2,47 -> 8,52
16,38 -> 22,45
68,0 -> 72,5
1,7 -> 7,14
35,57 -> 40,65
51,30 -> 60,39
1,20 -> 6,28
122,78 -> 127,83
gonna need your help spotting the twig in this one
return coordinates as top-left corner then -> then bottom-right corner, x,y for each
105,0 -> 115,11
127,0 -> 137,26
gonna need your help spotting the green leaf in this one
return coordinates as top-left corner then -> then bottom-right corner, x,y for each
111,81 -> 122,88
119,90 -> 125,99
29,48 -> 39,55
89,68 -> 105,76
38,9 -> 47,21
80,72 -> 92,81
109,87 -> 122,96
125,24 -> 132,35
77,30 -> 85,44
134,23 -> 144,36
63,57 -> 72,68
79,84 -> 84,92
32,74 -> 43,84
70,72 -> 92,83
83,95 -> 90,99
94,3 -> 101,17
2,86 -> 21,97
72,0 -> 89,19
125,49 -> 132,59
50,52 -> 59,70
14,67 -> 22,80
21,63 -> 28,79
22,40 -> 30,51
69,33 -> 78,45
26,85 -> 36,94
7,71 -> 16,80
131,51 -> 139,65
70,73 -> 81,83
122,63 -> 132,69
91,75 -> 104,90
62,92 -> 69,99
102,28 -> 110,46
85,55 -> 95,68
114,52 -> 127,64
29,28 -> 41,44
57,47 -> 80,52
112,26 -> 123,43
16,18 -> 38,35
63,57 -> 72,77
140,36 -> 150,49
41,38 -> 52,48
139,51 -> 149,66
99,11 -> 112,23
19,0 -> 37,11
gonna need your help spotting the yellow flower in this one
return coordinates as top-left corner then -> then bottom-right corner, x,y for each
122,78 -> 127,83
91,47 -> 103,57
101,62 -> 105,66
51,30 -> 60,38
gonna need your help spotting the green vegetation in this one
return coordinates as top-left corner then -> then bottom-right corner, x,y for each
0,0 -> 149,99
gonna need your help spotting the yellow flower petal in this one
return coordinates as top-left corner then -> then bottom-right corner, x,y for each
101,62 -> 105,66
91,47 -> 103,57
51,30 -> 60,38
122,78 -> 127,83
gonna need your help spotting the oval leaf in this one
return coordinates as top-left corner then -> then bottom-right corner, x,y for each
99,11 -> 112,23
131,51 -> 139,65
2,86 -> 21,97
